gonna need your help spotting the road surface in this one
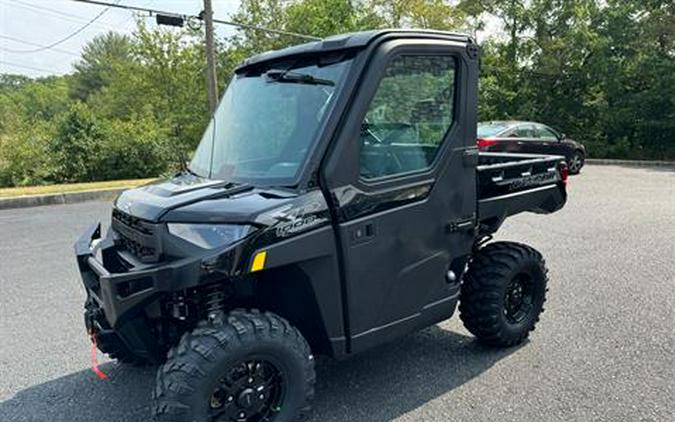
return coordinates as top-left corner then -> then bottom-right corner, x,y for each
1,165 -> 673,422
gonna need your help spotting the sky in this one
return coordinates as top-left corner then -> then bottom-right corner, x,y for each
0,0 -> 501,78
0,0 -> 242,77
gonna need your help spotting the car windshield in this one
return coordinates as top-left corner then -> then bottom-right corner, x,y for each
189,55 -> 353,185
477,122 -> 511,138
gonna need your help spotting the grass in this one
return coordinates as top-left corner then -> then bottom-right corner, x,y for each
0,178 -> 155,198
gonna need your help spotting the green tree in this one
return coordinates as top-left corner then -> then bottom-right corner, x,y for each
0,119 -> 54,186
71,32 -> 134,100
518,0 -> 604,145
97,112 -> 171,180
49,102 -> 104,183
368,0 -> 467,29
87,24 -> 210,160
594,0 -> 675,158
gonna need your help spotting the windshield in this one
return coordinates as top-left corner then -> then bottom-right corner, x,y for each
477,122 -> 511,138
189,55 -> 353,185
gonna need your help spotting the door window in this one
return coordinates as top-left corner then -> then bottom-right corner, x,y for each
535,125 -> 559,140
509,124 -> 535,138
359,55 -> 457,179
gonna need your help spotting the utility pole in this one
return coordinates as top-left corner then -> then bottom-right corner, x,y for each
75,0 -> 319,114
203,0 -> 218,113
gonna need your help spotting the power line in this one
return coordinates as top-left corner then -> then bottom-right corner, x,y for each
0,35 -> 82,58
213,16 -> 320,42
0,0 -> 123,32
6,0 -> 122,54
71,0 -> 322,41
0,60 -> 62,74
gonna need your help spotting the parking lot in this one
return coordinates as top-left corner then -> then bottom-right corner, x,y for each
1,164 -> 673,422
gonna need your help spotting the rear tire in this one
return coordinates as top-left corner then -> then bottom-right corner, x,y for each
460,242 -> 548,347
568,151 -> 584,174
152,309 -> 315,422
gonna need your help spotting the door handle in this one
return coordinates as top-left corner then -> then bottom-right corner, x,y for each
446,216 -> 476,233
463,148 -> 479,167
350,222 -> 375,245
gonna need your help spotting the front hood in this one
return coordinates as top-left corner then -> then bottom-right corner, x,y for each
114,173 -> 296,223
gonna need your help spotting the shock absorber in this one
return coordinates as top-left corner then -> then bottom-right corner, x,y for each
170,292 -> 189,321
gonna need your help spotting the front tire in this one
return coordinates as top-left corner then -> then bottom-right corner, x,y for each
152,310 -> 315,422
460,242 -> 548,347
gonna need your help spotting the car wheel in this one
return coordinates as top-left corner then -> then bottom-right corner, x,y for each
568,151 -> 584,175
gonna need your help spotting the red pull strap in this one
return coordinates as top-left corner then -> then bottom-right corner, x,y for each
89,332 -> 108,380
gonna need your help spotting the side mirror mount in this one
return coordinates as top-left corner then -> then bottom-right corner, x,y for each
559,133 -> 567,141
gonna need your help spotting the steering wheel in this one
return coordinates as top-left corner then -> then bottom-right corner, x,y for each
361,121 -> 415,145
360,121 -> 405,176
360,121 -> 385,145
377,122 -> 415,144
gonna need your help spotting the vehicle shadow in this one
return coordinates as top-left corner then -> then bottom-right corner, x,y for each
0,325 -> 520,422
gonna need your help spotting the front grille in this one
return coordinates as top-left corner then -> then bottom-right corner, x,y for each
112,209 -> 162,263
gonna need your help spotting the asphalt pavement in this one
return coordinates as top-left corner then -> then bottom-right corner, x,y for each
1,165 -> 673,422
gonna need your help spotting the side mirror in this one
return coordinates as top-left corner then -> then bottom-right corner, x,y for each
559,133 -> 567,141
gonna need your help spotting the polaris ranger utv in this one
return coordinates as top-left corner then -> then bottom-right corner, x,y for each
75,30 -> 568,422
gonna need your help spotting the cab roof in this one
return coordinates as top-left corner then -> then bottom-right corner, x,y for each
236,29 -> 474,72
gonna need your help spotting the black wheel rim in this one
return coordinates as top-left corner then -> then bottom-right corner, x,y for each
208,358 -> 285,422
503,274 -> 534,324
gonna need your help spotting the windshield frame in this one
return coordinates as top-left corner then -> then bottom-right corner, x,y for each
188,52 -> 357,189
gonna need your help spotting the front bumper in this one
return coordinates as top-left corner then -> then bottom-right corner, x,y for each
75,223 -> 202,329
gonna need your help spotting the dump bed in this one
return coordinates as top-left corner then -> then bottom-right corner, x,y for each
477,152 -> 567,234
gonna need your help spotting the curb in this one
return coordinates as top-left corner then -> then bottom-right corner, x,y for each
586,159 -> 675,168
0,187 -> 125,211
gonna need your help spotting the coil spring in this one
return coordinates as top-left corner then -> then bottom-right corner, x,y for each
202,284 -> 225,316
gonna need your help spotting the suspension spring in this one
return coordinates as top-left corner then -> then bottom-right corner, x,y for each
203,284 -> 225,317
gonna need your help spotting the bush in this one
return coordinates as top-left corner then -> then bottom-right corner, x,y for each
0,121 -> 55,187
49,103 -> 105,183
46,103 -> 175,184
97,114 -> 173,180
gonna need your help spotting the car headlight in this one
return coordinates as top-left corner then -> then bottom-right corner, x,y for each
167,223 -> 255,249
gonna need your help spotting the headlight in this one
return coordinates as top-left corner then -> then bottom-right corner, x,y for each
167,223 -> 255,249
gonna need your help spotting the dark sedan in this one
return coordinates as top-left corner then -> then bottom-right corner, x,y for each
477,121 -> 586,174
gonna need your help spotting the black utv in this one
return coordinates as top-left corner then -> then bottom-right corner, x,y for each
75,30 -> 568,422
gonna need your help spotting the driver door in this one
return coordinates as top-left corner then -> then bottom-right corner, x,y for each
322,39 -> 478,353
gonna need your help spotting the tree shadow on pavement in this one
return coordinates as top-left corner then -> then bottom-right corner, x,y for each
0,326 -> 520,422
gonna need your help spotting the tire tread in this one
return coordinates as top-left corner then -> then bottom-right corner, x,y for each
152,309 -> 315,422
460,241 -> 548,347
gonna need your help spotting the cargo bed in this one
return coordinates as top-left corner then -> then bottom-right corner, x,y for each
477,152 -> 567,234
